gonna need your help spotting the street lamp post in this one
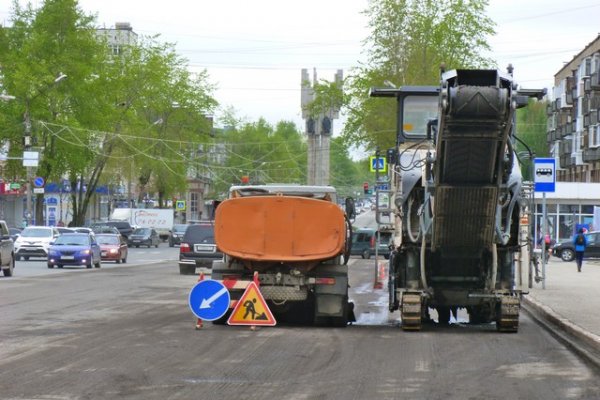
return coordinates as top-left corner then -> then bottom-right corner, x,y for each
24,99 -> 34,226
22,73 -> 67,226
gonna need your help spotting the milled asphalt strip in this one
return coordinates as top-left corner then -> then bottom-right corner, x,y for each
522,296 -> 600,370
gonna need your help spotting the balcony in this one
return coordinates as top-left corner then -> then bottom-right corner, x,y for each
582,96 -> 590,114
565,91 -> 573,105
584,113 -> 591,128
560,140 -> 573,154
560,154 -> 574,168
585,77 -> 592,93
584,147 -> 600,162
592,72 -> 600,90
565,122 -> 573,135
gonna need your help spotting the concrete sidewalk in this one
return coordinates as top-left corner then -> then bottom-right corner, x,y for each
523,257 -> 600,354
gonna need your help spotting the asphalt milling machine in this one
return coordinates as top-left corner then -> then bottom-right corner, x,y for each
371,66 -> 545,332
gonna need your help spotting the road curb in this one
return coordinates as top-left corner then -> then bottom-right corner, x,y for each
522,294 -> 600,370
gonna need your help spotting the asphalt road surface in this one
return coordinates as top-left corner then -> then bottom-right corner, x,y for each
1,252 -> 599,399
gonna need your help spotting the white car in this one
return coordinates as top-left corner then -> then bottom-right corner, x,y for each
14,226 -> 60,260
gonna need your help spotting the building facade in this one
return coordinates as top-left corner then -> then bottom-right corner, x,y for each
544,34 -> 600,241
549,34 -> 600,182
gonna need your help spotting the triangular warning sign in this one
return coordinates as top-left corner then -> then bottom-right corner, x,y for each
227,282 -> 276,326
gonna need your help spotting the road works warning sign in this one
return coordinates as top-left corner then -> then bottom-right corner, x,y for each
227,282 -> 276,326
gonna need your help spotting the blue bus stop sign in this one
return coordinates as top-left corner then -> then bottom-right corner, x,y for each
534,158 -> 556,193
188,279 -> 231,321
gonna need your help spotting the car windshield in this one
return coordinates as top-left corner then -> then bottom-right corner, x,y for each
54,234 -> 90,246
173,224 -> 187,233
379,232 -> 392,244
133,228 -> 151,235
21,228 -> 53,238
97,235 -> 120,245
107,222 -> 130,229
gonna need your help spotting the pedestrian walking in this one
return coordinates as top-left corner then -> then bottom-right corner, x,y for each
573,228 -> 587,272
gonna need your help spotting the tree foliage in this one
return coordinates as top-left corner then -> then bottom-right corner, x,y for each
208,119 -> 308,198
515,99 -> 549,180
342,0 -> 496,152
0,0 -> 216,225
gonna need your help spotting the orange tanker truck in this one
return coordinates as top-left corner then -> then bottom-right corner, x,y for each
212,184 -> 355,326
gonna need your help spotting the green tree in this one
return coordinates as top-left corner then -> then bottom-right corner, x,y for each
342,0 -> 496,152
0,0 -> 104,224
330,137 -> 365,198
515,99 -> 549,180
207,118 -> 307,197
1,0 -> 217,225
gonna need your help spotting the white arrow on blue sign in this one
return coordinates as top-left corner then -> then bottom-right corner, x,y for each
188,279 -> 231,321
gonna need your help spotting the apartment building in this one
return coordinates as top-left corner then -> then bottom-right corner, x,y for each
549,34 -> 600,182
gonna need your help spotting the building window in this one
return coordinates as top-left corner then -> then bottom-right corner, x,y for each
559,214 -> 576,240
581,205 -> 595,214
190,192 -> 198,217
559,204 -> 579,213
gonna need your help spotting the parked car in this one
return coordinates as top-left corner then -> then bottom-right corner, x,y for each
0,221 -> 15,277
91,221 -> 133,239
128,227 -> 160,248
179,223 -> 223,275
350,228 -> 392,259
96,233 -> 128,263
168,224 -> 188,247
14,226 -> 60,260
47,232 -> 102,269
552,231 -> 600,261
8,227 -> 21,242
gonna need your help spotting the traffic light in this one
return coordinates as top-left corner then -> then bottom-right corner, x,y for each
363,182 -> 369,194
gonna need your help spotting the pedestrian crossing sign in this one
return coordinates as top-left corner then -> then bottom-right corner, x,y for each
369,156 -> 387,173
227,282 -> 276,326
176,200 -> 186,211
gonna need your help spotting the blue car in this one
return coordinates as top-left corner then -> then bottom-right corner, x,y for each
47,233 -> 102,269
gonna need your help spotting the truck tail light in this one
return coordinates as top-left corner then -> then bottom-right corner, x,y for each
180,243 -> 191,253
316,277 -> 336,285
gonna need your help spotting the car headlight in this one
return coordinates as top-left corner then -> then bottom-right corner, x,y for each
82,249 -> 91,255
109,249 -> 118,254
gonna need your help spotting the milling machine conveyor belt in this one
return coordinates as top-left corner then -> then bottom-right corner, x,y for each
432,69 -> 514,250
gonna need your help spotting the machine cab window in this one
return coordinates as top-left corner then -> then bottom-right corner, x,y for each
402,95 -> 439,139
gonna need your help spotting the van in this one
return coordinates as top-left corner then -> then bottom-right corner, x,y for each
350,228 -> 392,259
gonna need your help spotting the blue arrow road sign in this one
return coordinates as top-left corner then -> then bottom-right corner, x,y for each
189,279 -> 231,321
